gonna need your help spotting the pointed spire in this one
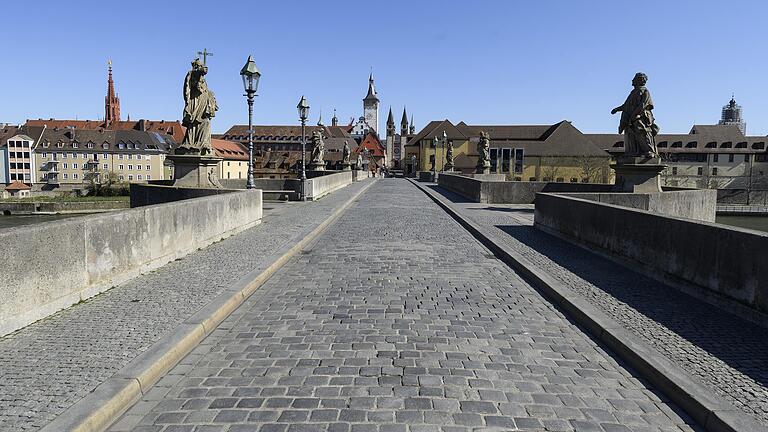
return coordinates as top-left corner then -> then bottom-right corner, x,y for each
364,71 -> 378,102
105,59 -> 120,127
401,107 -> 408,125
317,110 -> 324,127
409,114 -> 415,134
386,107 -> 394,125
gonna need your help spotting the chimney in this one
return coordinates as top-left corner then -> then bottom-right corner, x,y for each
138,119 -> 147,131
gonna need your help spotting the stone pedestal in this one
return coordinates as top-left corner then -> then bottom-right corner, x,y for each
611,156 -> 667,193
476,165 -> 490,175
309,161 -> 325,172
167,154 -> 223,189
341,162 -> 352,171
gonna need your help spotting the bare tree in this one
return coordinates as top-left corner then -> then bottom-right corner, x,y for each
541,157 -> 562,182
578,156 -> 608,183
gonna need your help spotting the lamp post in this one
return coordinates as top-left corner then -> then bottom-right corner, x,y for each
240,55 -> 261,189
297,96 -> 310,201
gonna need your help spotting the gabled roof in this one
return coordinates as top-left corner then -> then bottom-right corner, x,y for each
356,132 -> 385,157
221,125 -> 351,141
406,120 -> 468,146
5,181 -> 31,191
212,139 -> 248,161
455,122 -> 558,141
26,119 -> 184,142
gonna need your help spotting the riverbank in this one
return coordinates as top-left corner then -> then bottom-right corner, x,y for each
716,214 -> 768,233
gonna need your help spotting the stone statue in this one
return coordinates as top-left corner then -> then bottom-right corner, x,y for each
611,72 -> 659,158
444,134 -> 454,171
341,140 -> 351,170
356,154 -> 363,170
342,141 -> 351,164
476,131 -> 491,174
309,130 -> 325,171
178,58 -> 218,155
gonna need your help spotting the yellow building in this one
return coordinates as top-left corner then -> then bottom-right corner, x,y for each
405,120 -> 612,183
212,139 -> 250,180
35,128 -> 171,190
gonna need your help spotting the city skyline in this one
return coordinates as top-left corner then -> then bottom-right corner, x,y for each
2,0 -> 768,135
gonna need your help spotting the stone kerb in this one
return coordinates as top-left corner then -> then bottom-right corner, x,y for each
304,170 -> 354,201
534,192 -> 768,313
0,190 -> 263,337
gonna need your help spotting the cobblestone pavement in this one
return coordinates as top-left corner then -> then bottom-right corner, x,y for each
113,179 -> 699,432
0,180 -> 372,432
431,186 -> 768,427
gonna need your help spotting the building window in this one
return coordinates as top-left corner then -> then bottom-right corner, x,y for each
72,143 -> 78,148
119,164 -> 124,170
713,154 -> 719,163
103,164 -> 109,170
87,143 -> 94,149
63,173 -> 68,179
62,153 -> 67,159
136,165 -> 141,170
137,175 -> 143,180
73,173 -> 78,179
71,152 -> 76,158
73,163 -> 78,169
147,175 -> 151,180
514,149 -> 524,174
63,163 -> 68,169
128,164 -> 133,170
102,143 -> 109,149
128,175 -> 133,181
42,152 -> 47,158
697,167 -> 703,176
146,165 -> 150,170
128,154 -> 132,160
489,148 -> 498,172
137,154 -> 142,160
119,175 -> 124,181
728,154 -> 734,163
103,153 -> 108,158
501,148 -> 511,173
712,167 -> 718,176
118,154 -> 124,159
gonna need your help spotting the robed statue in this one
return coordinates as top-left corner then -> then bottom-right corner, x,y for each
444,132 -> 454,171
310,130 -> 325,164
342,140 -> 351,165
477,131 -> 490,164
611,72 -> 659,158
178,58 -> 218,155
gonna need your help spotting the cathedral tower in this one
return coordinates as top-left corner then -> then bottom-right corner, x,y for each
400,107 -> 409,136
386,107 -> 395,138
363,73 -> 379,136
719,95 -> 745,134
105,60 -> 121,127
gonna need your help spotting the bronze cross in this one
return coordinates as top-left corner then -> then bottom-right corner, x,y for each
197,48 -> 214,65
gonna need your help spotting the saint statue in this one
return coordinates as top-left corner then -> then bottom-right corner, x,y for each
178,58 -> 218,155
342,140 -> 351,165
477,131 -> 490,164
611,72 -> 659,158
444,133 -> 454,171
310,130 -> 325,164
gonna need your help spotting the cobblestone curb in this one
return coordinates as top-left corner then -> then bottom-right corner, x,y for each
410,179 -> 763,432
40,179 -> 376,432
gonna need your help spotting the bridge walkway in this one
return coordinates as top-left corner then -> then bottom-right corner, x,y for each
112,179 -> 698,431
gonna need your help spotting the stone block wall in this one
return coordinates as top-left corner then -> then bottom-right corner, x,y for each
534,193 -> 768,313
563,190 -> 717,222
304,171 -> 354,201
0,190 -> 263,336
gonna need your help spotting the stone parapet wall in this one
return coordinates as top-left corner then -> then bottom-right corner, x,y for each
130,183 -> 239,207
0,190 -> 262,336
438,173 -> 613,203
0,200 -> 128,215
304,171 -> 354,201
534,192 -> 768,313
562,190 -> 717,222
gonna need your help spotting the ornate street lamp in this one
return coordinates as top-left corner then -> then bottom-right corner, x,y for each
297,95 -> 310,201
240,55 -> 261,189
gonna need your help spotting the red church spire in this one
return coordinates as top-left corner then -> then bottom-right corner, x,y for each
105,60 -> 120,127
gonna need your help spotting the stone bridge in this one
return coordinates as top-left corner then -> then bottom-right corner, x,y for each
1,179 -> 765,432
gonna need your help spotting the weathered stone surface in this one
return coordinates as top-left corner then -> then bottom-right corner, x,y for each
561,189 -> 717,222
439,191 -> 768,427
113,179 -> 697,431
0,180 -> 370,432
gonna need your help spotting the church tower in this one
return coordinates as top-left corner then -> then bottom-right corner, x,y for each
386,107 -> 395,138
409,114 -> 415,135
105,60 -> 121,128
400,107 -> 409,136
719,95 -> 746,134
363,73 -> 379,136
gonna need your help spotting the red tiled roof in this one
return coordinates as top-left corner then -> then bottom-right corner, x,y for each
212,139 -> 249,161
5,181 -> 31,191
26,119 -> 185,142
355,133 -> 385,157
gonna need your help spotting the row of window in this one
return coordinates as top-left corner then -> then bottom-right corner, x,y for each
9,173 -> 31,181
40,152 -> 150,160
55,163 -> 152,171
661,153 -> 750,163
9,163 -> 31,169
8,152 -> 31,159
41,142 -> 146,150
48,173 -> 152,181
671,166 -> 735,176
7,140 -> 31,148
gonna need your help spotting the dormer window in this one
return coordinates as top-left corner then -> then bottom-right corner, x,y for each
87,142 -> 94,149
72,142 -> 79,148
736,141 -> 747,148
57,141 -> 64,148
657,141 -> 668,148
686,141 -> 697,148
102,143 -> 109,149
118,142 -> 125,149
671,141 -> 682,148
42,141 -> 50,148
721,141 -> 732,148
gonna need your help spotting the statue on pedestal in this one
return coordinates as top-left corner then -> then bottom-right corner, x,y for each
609,72 -> 666,193
309,130 -> 326,171
444,134 -> 454,172
168,58 -> 222,188
341,140 -> 351,170
611,72 -> 659,159
177,59 -> 218,155
476,131 -> 491,174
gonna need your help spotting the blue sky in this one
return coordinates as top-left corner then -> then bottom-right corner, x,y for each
2,0 -> 767,135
